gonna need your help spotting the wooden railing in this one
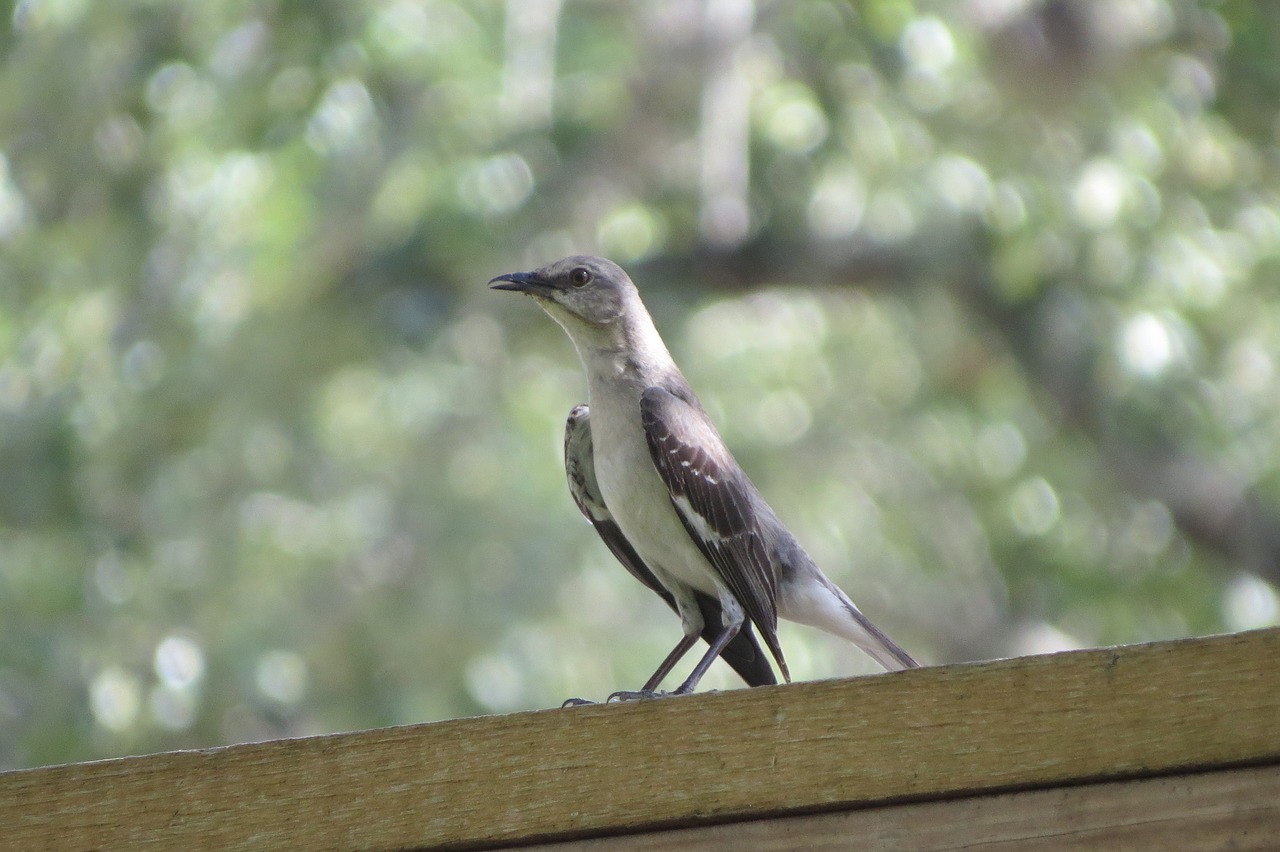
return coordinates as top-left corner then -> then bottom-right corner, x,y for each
3,628 -> 1278,850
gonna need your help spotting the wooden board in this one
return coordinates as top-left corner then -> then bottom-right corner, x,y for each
2,628 -> 1278,850
528,764 -> 1280,851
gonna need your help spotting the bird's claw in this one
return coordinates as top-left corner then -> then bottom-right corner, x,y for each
606,689 -> 668,703
561,690 -> 674,706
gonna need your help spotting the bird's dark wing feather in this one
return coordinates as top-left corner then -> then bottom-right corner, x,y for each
564,405 -> 776,687
639,387 -> 788,679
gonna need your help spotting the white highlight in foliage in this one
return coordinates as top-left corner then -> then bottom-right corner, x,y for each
1013,622 -> 1084,656
975,421 -> 1027,480
154,634 -> 205,690
1119,312 -> 1174,376
90,667 -> 141,732
306,79 -> 376,154
459,153 -> 534,216
900,17 -> 956,73
1223,574 -> 1280,632
256,650 -> 309,705
808,166 -> 866,240
465,652 -> 527,712
932,156 -> 991,213
1074,159 -> 1127,229
1009,476 -> 1060,536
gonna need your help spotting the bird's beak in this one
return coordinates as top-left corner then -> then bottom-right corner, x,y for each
489,271 -> 547,293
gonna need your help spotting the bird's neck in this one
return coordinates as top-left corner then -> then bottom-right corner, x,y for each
576,309 -> 681,397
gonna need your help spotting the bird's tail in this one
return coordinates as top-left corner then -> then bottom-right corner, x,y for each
824,576 -> 920,671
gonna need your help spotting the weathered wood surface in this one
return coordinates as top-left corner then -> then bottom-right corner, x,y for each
529,764 -> 1280,851
2,628 -> 1278,851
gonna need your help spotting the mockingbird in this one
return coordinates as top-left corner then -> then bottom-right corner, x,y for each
491,255 -> 919,699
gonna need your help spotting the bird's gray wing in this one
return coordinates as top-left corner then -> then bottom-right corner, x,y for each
639,387 -> 788,679
564,405 -> 777,687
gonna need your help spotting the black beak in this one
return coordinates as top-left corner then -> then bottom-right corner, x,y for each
489,271 -> 546,293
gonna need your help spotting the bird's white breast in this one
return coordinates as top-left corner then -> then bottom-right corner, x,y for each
586,380 -> 722,598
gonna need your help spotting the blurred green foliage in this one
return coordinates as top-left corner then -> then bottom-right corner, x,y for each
2,0 -> 1279,768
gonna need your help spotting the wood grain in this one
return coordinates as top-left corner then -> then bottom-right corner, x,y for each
1,628 -> 1278,851
527,764 -> 1280,851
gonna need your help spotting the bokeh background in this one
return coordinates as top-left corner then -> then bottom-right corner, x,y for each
3,0 -> 1280,769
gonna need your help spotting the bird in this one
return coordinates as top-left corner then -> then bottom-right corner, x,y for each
490,255 -> 919,700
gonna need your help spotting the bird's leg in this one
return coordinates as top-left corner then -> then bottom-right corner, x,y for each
566,626 -> 700,707
609,598 -> 747,701
606,632 -> 699,702
608,595 -> 706,702
641,632 -> 699,692
668,595 -> 746,695
670,618 -> 742,695
608,619 -> 744,702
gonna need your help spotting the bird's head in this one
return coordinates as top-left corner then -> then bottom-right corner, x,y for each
489,255 -> 636,336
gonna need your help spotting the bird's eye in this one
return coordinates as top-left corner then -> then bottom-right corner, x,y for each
570,267 -> 592,287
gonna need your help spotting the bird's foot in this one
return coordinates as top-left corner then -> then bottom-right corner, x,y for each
561,697 -> 596,708
606,689 -> 668,703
